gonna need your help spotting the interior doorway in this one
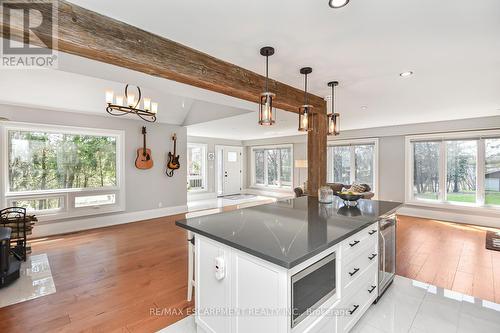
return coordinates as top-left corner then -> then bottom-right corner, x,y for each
216,145 -> 243,196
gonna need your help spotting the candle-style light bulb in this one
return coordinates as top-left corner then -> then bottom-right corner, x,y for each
127,94 -> 136,107
301,112 -> 308,129
143,98 -> 151,111
151,102 -> 158,114
105,91 -> 114,104
115,96 -> 124,106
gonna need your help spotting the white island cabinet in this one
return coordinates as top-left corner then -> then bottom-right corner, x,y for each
194,221 -> 379,333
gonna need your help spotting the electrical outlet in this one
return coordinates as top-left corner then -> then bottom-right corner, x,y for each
158,202 -> 163,208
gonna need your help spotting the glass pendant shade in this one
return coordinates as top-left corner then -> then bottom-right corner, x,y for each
328,112 -> 340,136
298,105 -> 314,131
259,92 -> 275,125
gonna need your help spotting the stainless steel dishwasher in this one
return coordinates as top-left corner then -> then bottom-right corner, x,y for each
377,213 -> 396,300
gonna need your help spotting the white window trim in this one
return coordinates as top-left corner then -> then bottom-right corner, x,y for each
327,138 -> 379,198
187,143 -> 208,193
405,129 -> 500,214
250,144 -> 294,190
1,121 -> 126,221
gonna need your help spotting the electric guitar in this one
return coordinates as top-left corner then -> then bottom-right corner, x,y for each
167,134 -> 180,174
135,126 -> 153,170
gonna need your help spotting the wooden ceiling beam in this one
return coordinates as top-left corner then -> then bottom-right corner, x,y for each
1,0 -> 325,113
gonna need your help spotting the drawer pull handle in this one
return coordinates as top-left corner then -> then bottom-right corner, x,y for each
368,253 -> 377,260
368,285 -> 376,293
349,240 -> 360,247
348,268 -> 360,276
348,305 -> 360,315
368,230 -> 377,235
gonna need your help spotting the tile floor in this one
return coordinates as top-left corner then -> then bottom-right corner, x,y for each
0,253 -> 56,308
157,275 -> 500,333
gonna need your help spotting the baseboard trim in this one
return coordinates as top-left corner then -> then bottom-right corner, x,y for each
398,205 -> 500,228
187,191 -> 218,201
33,205 -> 188,237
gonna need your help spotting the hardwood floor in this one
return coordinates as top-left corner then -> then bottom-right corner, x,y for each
396,215 -> 500,303
0,213 -> 194,333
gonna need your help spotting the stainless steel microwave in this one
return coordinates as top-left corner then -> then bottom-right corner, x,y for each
291,252 -> 336,327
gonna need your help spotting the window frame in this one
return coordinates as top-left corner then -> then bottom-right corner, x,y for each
1,122 -> 125,221
327,138 -> 379,197
250,144 -> 294,190
405,129 -> 500,213
187,143 -> 208,193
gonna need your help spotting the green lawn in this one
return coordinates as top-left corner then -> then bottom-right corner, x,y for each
415,192 -> 500,205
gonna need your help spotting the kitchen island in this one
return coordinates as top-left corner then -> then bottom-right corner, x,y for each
176,196 -> 401,333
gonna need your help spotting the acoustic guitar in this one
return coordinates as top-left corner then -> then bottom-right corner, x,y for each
166,133 -> 180,176
135,126 -> 153,170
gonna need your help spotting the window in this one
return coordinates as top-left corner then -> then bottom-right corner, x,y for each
251,145 -> 293,188
187,143 -> 207,191
413,141 -> 440,200
406,130 -> 500,209
3,123 -> 124,220
327,139 -> 378,192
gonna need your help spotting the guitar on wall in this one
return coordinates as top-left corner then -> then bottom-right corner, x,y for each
135,126 -> 154,170
166,133 -> 180,177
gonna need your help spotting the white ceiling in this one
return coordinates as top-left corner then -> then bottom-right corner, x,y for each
187,110 -> 306,140
4,0 -> 500,140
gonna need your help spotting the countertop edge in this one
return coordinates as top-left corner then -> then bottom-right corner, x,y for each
175,219 -> 379,269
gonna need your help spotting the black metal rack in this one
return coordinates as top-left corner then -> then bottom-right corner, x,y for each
0,207 -> 27,261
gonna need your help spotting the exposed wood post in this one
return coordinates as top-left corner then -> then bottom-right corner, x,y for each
307,103 -> 328,196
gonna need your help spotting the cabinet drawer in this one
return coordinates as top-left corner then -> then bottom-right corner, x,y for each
339,267 -> 378,332
341,223 -> 378,263
342,243 -> 378,291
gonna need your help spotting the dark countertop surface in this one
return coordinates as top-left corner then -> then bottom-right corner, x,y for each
176,196 -> 402,269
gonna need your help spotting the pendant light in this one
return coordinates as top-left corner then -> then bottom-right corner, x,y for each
259,46 -> 276,126
327,81 -> 340,136
298,67 -> 314,132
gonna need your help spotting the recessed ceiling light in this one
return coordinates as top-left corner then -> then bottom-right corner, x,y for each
400,71 -> 414,78
329,0 -> 350,8
361,106 -> 368,110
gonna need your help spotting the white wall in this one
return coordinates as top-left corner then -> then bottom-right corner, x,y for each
0,104 -> 188,236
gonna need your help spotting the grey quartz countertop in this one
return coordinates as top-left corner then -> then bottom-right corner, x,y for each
176,196 -> 402,269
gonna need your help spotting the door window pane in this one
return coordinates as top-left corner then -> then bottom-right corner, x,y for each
355,145 -> 374,188
413,142 -> 440,200
446,140 -> 477,203
485,139 -> 500,205
332,146 -> 350,185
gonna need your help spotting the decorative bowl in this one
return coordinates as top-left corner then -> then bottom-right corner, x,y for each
335,192 -> 363,202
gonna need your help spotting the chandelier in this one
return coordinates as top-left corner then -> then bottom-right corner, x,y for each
105,85 -> 158,122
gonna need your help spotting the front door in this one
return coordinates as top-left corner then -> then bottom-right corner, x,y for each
221,146 -> 242,196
